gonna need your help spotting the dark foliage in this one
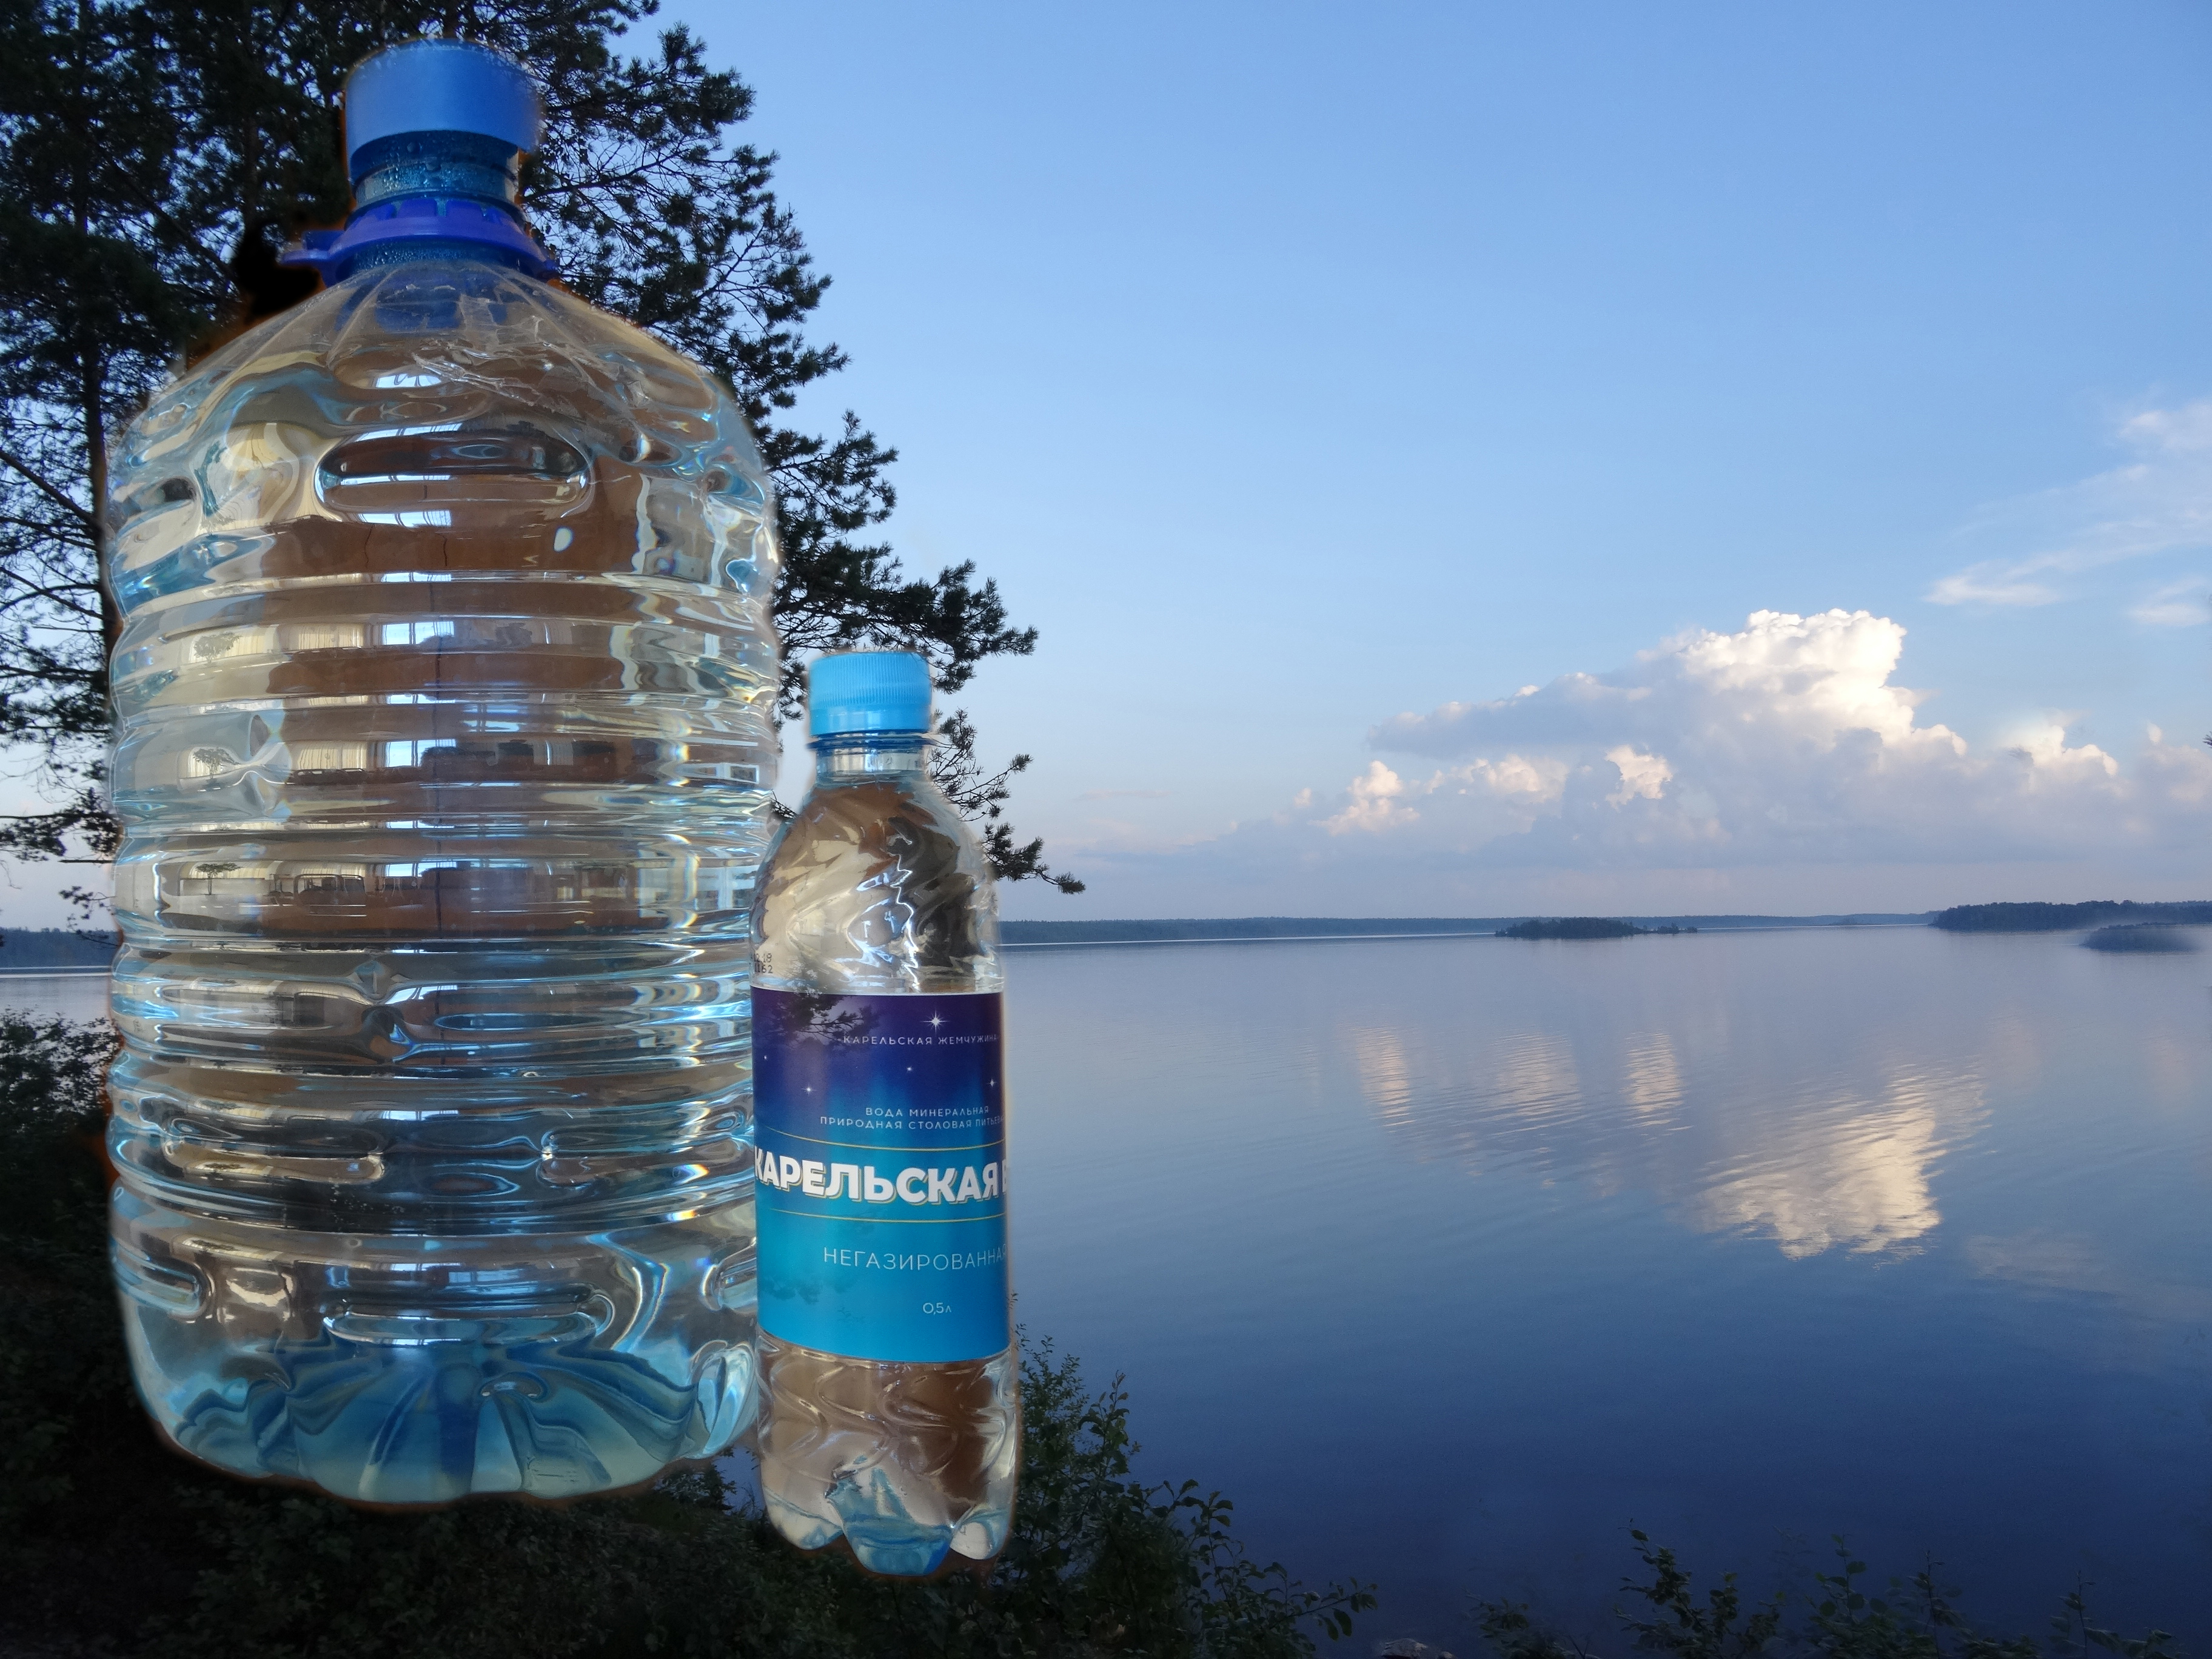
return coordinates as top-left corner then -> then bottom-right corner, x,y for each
0,1014 -> 1366,1658
0,0 -> 1071,905
932,709 -> 1084,895
997,918 -> 1506,945
1498,918 -> 1694,940
0,926 -> 115,968
1615,1530 -> 1786,1659
1930,902 -> 2212,934
2079,925 -> 2196,955
1474,1535 -> 2180,1659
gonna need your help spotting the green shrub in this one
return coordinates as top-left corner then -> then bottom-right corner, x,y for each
1476,1535 -> 2182,1659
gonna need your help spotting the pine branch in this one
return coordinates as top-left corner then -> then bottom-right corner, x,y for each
0,0 -> 1081,902
931,709 -> 1083,893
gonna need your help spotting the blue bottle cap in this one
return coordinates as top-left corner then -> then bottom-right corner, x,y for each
344,39 -> 543,173
808,651 -> 934,738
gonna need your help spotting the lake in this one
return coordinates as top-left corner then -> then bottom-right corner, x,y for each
11,931 -> 2208,1650
1004,927 -> 2212,1652
0,971 -> 113,1024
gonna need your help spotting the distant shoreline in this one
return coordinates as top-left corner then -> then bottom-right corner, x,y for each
1000,901 -> 2212,948
1003,928 -> 1504,950
7,903 -> 2201,967
999,913 -> 1933,948
0,931 -> 118,973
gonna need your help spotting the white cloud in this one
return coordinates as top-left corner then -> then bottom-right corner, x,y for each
1604,746 -> 1672,806
1230,609 -> 2208,879
1029,605 -> 2212,917
1926,568 -> 2062,607
1353,606 -> 2212,871
1929,401 -> 2212,610
2128,576 -> 2209,628
1337,606 -> 2212,870
1323,760 -> 1417,834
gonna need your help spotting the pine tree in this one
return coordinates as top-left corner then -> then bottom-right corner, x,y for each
0,0 -> 1080,911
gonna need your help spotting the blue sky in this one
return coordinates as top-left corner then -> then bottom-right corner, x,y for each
657,0 -> 2212,917
5,2 -> 2206,928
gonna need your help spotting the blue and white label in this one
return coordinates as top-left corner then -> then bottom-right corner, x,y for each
751,988 -> 1011,1363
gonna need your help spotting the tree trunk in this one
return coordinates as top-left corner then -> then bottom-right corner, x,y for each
81,350 -> 118,658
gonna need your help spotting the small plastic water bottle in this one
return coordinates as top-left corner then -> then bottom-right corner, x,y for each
103,40 -> 777,1502
751,651 -> 1017,1575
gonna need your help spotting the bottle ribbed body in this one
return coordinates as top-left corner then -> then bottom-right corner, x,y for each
749,742 -> 1019,1574
104,253 -> 778,1503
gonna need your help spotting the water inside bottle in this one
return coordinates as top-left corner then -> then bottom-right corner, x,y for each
751,735 -> 1019,1571
106,255 -> 779,1502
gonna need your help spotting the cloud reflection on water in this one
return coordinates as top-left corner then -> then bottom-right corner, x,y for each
1964,1231 -> 2212,1327
1348,986 -> 1988,1259
1695,1078 -> 1967,1258
1622,1034 -> 1683,1117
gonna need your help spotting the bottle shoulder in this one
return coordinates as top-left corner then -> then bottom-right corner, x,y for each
112,259 -> 771,512
753,775 -> 1004,996
106,258 -> 780,617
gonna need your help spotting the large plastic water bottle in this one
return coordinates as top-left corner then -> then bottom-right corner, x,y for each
102,39 -> 778,1503
750,651 -> 1017,1575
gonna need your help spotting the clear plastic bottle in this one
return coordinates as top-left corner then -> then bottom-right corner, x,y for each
749,651 -> 1017,1575
102,39 -> 777,1504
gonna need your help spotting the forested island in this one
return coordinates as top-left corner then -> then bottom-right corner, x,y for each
1931,900 -> 2212,933
2082,924 -> 2199,954
1498,917 -> 1697,940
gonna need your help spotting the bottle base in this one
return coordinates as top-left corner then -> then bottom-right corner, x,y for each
754,1332 -> 1018,1576
765,1518 -> 1008,1581
763,1475 -> 1011,1577
112,1184 -> 759,1505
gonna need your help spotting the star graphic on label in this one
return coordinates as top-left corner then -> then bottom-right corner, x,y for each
927,1013 -> 945,1031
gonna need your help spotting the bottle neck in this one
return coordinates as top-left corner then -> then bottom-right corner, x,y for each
281,131 -> 557,283
813,732 -> 930,785
352,130 -> 523,212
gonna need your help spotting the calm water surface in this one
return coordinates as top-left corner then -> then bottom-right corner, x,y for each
8,939 -> 2206,1647
0,971 -> 112,1023
1003,929 -> 2212,1651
